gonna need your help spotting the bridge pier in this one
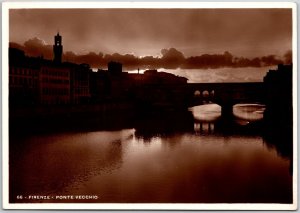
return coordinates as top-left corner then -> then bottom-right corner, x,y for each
221,103 -> 234,119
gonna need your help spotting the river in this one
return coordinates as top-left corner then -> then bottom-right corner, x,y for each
9,103 -> 293,203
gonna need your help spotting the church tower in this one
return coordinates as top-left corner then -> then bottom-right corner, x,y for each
53,32 -> 63,64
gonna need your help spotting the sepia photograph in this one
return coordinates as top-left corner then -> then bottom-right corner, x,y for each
2,2 -> 297,210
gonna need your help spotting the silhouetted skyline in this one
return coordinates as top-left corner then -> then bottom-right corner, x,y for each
9,8 -> 292,70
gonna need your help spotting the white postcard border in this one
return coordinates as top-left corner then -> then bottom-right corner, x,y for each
2,1 -> 298,210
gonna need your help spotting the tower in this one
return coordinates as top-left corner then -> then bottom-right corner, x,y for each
53,32 -> 63,64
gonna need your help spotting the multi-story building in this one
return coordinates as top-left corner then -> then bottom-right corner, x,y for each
39,63 -> 71,104
9,33 -> 189,107
89,69 -> 110,102
9,33 -> 92,106
69,63 -> 91,104
263,64 -> 293,125
108,61 -> 122,75
38,33 -> 72,105
9,48 -> 40,106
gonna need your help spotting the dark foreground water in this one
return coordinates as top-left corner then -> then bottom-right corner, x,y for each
9,104 -> 293,203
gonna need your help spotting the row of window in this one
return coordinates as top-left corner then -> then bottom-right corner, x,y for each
42,88 -> 69,96
10,67 -> 38,76
42,78 -> 69,84
41,69 -> 69,77
10,68 -> 89,79
10,76 -> 38,86
73,88 -> 89,95
73,73 -> 89,81
73,80 -> 89,86
41,99 -> 70,105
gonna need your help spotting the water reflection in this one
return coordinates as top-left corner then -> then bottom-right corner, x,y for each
9,130 -> 133,202
233,103 -> 266,121
9,104 -> 292,203
134,111 -> 194,141
189,104 -> 220,135
194,122 -> 215,135
51,130 -> 291,203
189,104 -> 221,122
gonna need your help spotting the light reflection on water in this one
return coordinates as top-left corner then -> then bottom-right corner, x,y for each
10,104 -> 292,203
189,104 -> 221,122
233,104 -> 266,121
190,103 -> 266,123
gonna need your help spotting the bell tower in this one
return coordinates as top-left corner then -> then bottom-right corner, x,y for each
53,32 -> 63,64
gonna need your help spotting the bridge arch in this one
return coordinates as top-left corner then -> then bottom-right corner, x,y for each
187,82 -> 264,118
202,90 -> 209,98
194,90 -> 201,97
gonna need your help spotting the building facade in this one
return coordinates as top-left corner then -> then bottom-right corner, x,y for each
9,48 -> 40,106
9,33 -> 92,106
39,64 -> 71,104
69,63 -> 91,104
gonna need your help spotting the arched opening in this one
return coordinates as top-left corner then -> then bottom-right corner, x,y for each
202,90 -> 209,98
233,103 -> 266,123
194,90 -> 201,97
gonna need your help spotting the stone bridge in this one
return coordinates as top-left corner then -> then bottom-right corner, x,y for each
134,82 -> 265,118
186,82 -> 265,118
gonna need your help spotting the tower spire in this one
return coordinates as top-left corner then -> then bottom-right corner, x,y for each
53,32 -> 63,64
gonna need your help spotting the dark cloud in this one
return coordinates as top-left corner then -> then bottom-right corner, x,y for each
161,48 -> 185,69
9,39 -> 291,70
182,51 -> 234,69
260,55 -> 283,67
24,37 -> 53,59
232,57 -> 261,68
103,53 -> 140,69
64,51 -> 105,68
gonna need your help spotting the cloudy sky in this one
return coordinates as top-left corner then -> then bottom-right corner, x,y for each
9,8 -> 292,71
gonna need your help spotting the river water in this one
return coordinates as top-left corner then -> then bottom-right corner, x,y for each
9,104 -> 293,203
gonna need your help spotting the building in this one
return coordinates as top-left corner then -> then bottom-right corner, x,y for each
69,63 -> 91,104
9,33 -> 93,106
39,63 -> 71,104
142,69 -> 187,85
9,48 -> 40,106
89,69 -> 111,102
264,64 -> 292,106
38,33 -> 71,104
39,33 -> 92,105
9,33 -> 189,107
263,64 -> 292,125
108,61 -> 122,75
